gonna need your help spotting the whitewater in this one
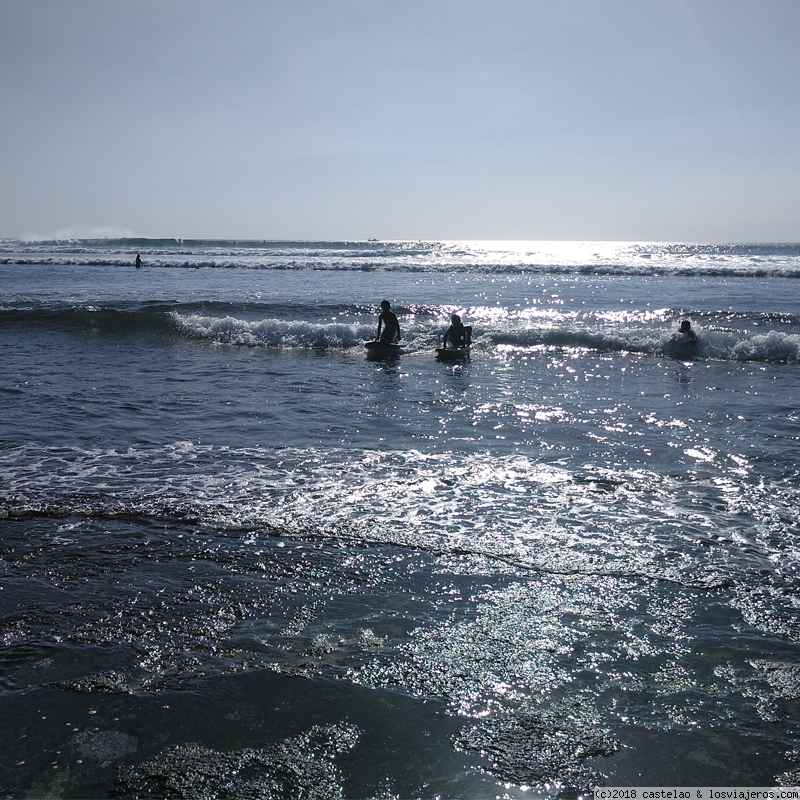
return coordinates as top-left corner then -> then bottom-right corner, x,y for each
1,239 -> 800,798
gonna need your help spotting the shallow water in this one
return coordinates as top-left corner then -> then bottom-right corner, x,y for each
2,241 -> 800,798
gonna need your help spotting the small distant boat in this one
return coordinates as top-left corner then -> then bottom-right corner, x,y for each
365,341 -> 402,359
436,347 -> 470,362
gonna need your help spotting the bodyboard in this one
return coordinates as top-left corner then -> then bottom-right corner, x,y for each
436,347 -> 470,362
365,341 -> 402,359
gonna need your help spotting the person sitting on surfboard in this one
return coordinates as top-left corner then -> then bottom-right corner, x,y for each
376,300 -> 401,343
678,319 -> 697,343
442,314 -> 472,349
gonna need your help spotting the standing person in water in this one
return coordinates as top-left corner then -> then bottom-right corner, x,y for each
135,253 -> 142,269
442,314 -> 472,349
376,300 -> 401,344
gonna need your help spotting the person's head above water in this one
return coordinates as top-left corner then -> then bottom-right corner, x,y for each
381,300 -> 391,311
451,314 -> 461,324
679,320 -> 692,333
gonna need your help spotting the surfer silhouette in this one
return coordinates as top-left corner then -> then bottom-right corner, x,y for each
135,254 -> 142,268
442,314 -> 472,349
376,300 -> 401,343
678,319 -> 697,343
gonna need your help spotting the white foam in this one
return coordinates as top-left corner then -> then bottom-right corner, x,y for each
171,312 -> 374,349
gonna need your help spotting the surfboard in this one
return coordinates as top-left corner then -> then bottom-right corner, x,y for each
365,341 -> 402,359
436,347 -> 470,362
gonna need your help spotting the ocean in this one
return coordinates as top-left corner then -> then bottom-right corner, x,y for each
1,238 -> 799,799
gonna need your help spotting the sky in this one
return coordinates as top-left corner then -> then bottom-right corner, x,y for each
1,0 -> 799,242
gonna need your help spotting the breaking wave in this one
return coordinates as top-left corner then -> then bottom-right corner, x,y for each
2,303 -> 799,362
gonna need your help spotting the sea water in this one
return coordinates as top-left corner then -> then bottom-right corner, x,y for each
1,239 -> 800,798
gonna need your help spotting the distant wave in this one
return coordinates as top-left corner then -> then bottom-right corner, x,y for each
3,258 -> 800,279
8,238 -> 800,256
3,239 -> 800,277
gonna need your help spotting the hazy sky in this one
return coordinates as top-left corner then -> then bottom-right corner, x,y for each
1,0 -> 799,241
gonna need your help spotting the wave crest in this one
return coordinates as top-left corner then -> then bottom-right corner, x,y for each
172,312 -> 374,349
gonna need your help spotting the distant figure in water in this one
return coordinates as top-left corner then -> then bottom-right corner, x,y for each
135,254 -> 142,269
376,300 -> 401,344
442,314 -> 472,349
679,319 -> 697,343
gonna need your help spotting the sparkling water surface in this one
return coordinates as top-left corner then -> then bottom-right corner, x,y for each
1,241 -> 800,798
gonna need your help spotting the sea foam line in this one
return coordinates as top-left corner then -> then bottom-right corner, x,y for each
171,312 -> 374,348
